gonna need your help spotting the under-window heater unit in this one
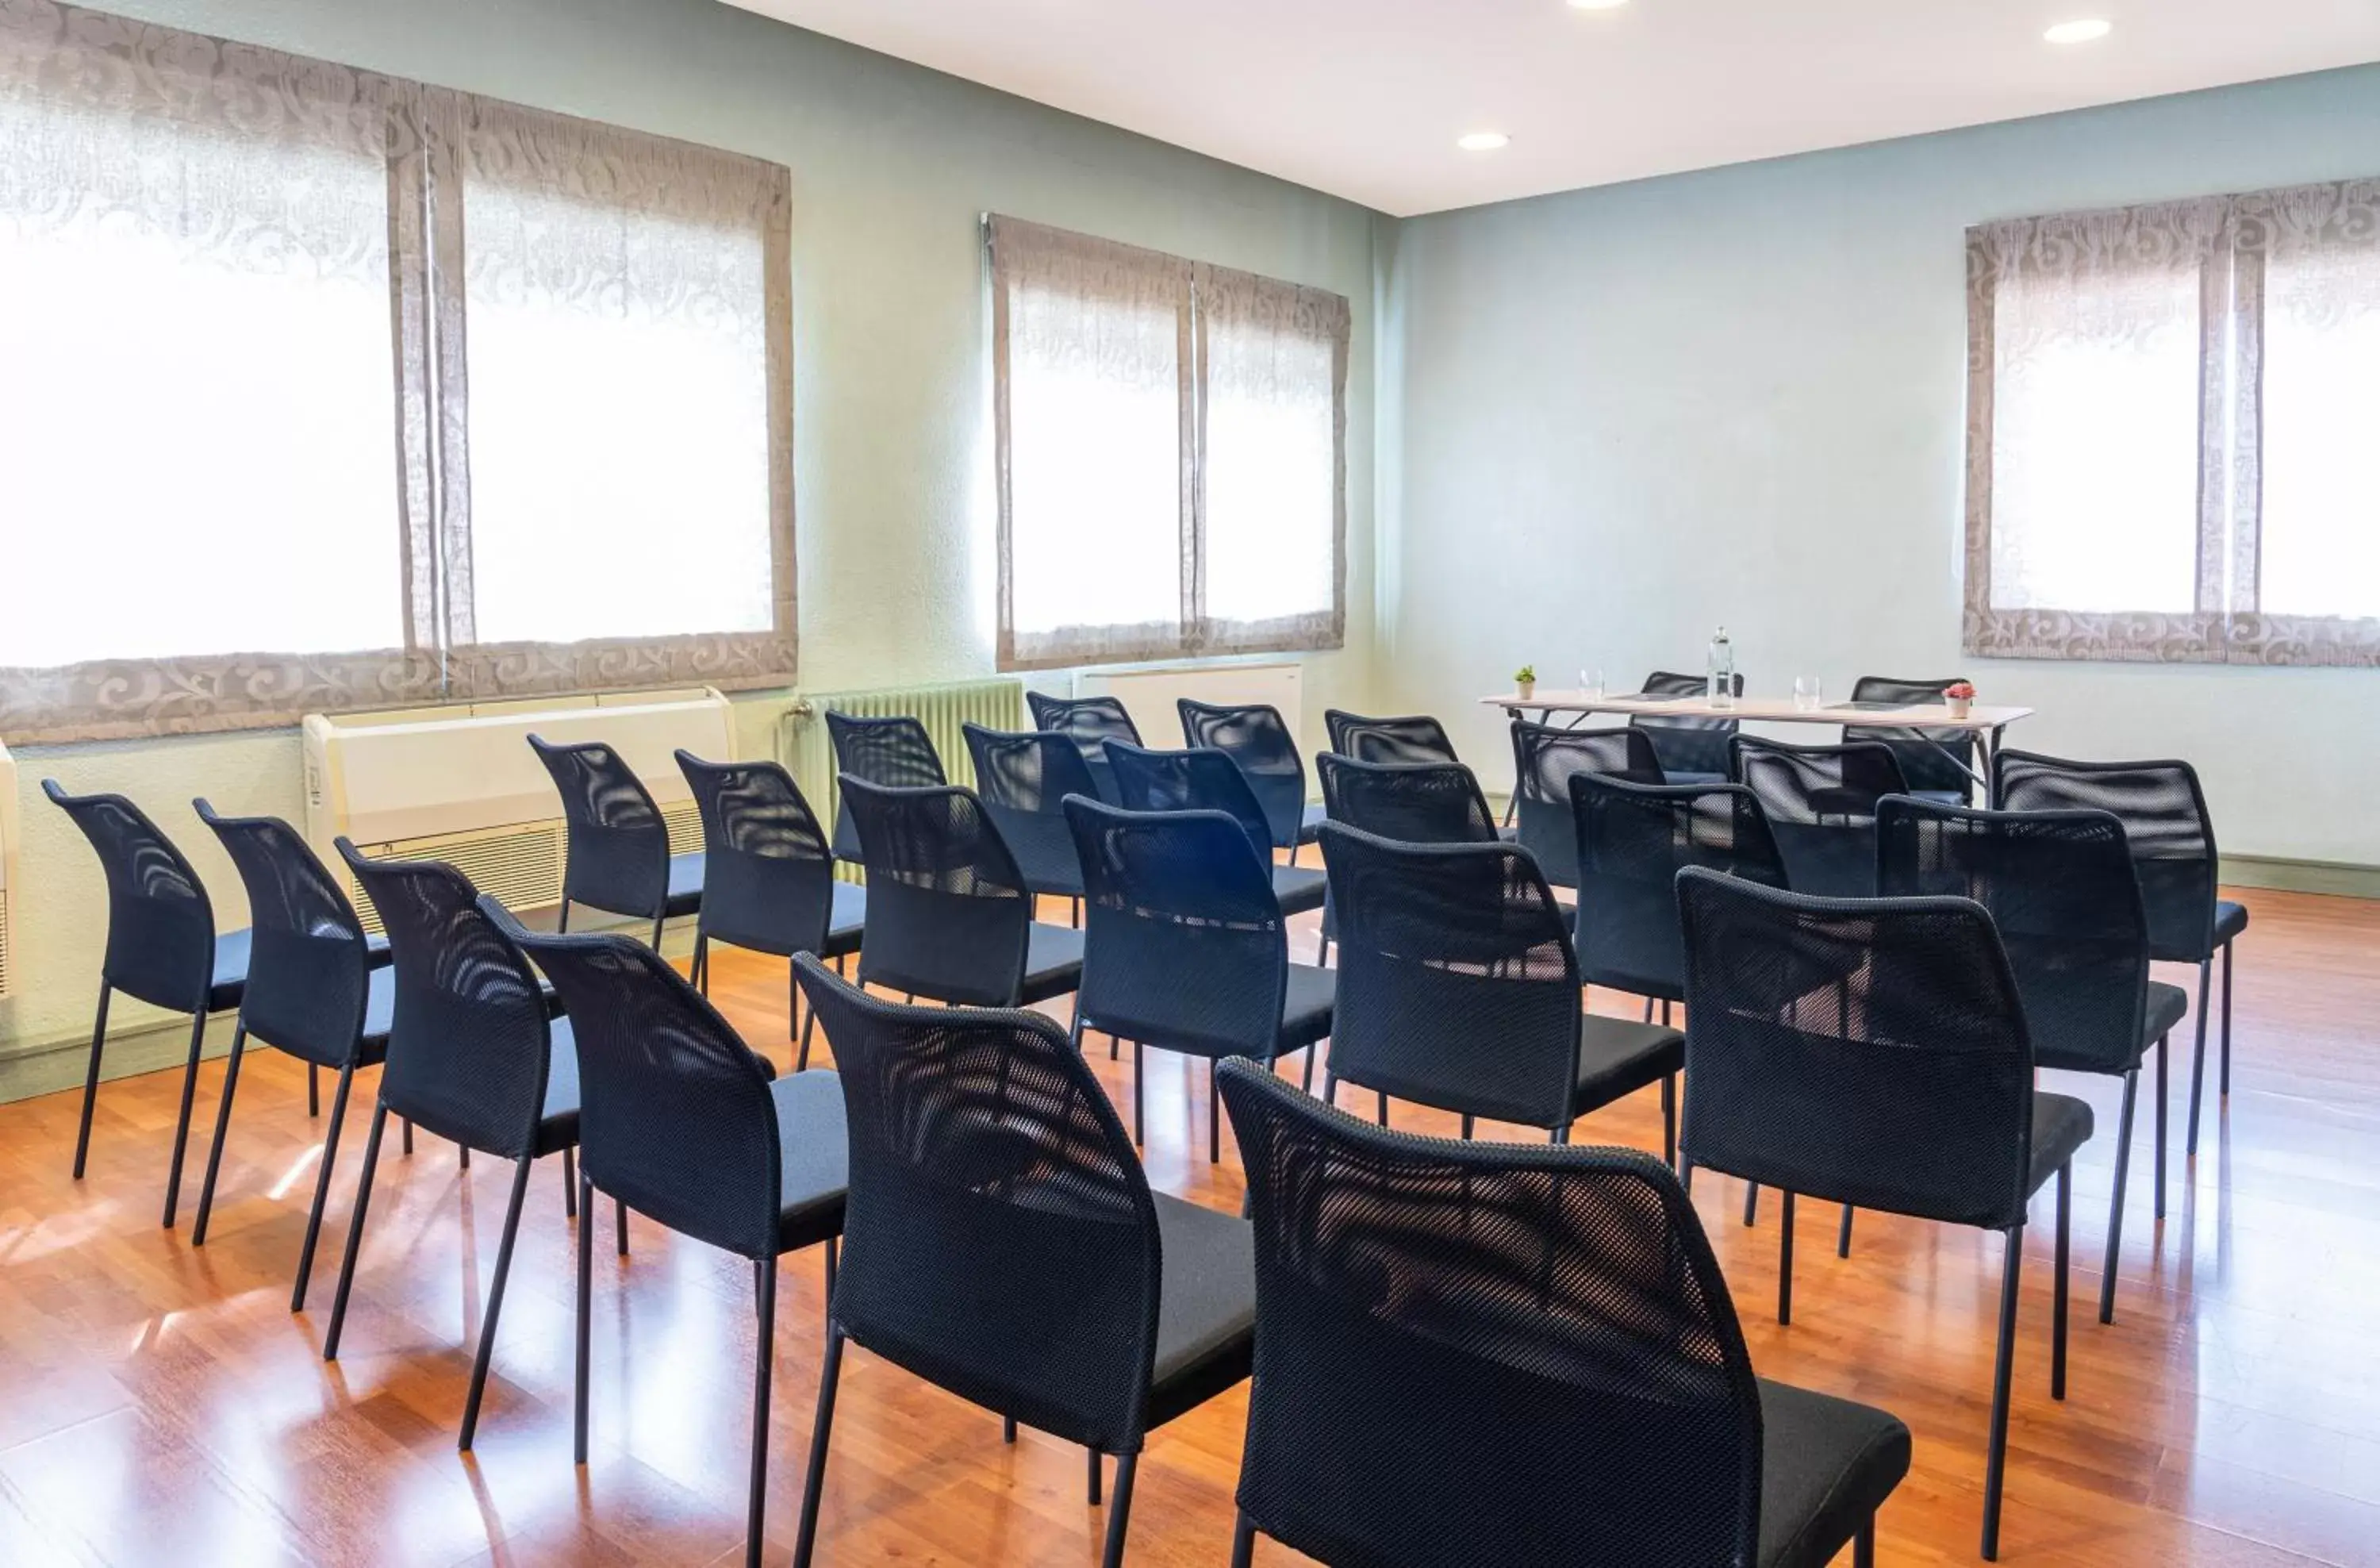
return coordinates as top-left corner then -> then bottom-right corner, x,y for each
303,688 -> 734,931
779,678 -> 1026,878
0,736 -> 17,999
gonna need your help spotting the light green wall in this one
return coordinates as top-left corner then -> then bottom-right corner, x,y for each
0,0 -> 1386,1097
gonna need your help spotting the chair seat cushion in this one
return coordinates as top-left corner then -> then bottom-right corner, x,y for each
1756,1378 -> 1912,1568
2215,898 -> 2248,944
770,1069 -> 850,1253
1276,963 -> 1337,1051
823,881 -> 866,959
1270,864 -> 1328,918
662,851 -> 705,917
2027,1090 -> 2095,1197
1017,922 -> 1087,1006
1298,801 -> 1326,844
1912,788 -> 1970,806
1144,1192 -> 1257,1430
2144,980 -> 2190,1044
529,1017 -> 583,1158
2034,980 -> 2190,1076
1570,1014 -> 1686,1118
1662,770 -> 1729,788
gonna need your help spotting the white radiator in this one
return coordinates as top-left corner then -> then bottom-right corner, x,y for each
1073,662 -> 1305,749
302,689 -> 734,928
0,736 -> 17,999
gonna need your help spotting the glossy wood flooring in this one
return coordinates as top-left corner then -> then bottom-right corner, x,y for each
1,887 -> 2375,1566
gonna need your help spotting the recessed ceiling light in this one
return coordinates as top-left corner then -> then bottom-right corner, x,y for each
1457,131 -> 1511,152
2044,18 -> 2113,43
1568,0 -> 1630,10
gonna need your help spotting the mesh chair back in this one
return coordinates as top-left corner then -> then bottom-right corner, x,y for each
841,777 -> 1032,1007
197,803 -> 370,1065
1847,675 -> 1974,798
1217,1060 -> 1762,1568
824,710 -> 948,862
342,846 -> 551,1157
1510,719 -> 1662,888
1875,798 -> 2150,1075
1105,740 -> 1275,863
502,910 -> 784,1258
42,782 -> 218,1013
1026,694 -> 1141,804
1994,749 -> 2220,963
962,724 -> 1100,899
675,752 -> 837,958
1065,798 -> 1288,1060
1177,699 -> 1307,851
1572,774 -> 1787,1002
1676,869 -> 2036,1228
1731,736 -> 1909,899
527,735 -> 670,919
1319,823 -> 1580,1127
1317,754 -> 1500,846
1630,669 -> 1743,780
794,959 -> 1162,1452
1323,709 -> 1461,766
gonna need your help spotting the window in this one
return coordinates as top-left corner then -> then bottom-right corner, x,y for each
0,5 -> 793,743
1966,181 -> 2380,665
988,216 -> 1347,671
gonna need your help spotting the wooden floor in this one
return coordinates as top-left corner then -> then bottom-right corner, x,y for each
1,886 -> 2375,1566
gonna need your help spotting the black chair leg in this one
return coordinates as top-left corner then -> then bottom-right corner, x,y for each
1004,1416 -> 1017,1444
1743,1182 -> 1759,1227
745,1257 -> 777,1568
2053,1161 -> 2071,1401
2101,1068 -> 2138,1324
1088,1447 -> 1102,1505
190,1023 -> 249,1244
1132,1042 -> 1146,1146
792,1324 -> 846,1568
1660,1074 -> 1677,1169
799,999 -> 819,1071
71,984 -> 113,1181
290,1062 -> 357,1312
693,932 -> 710,996
2221,938 -> 2235,1097
1837,1205 -> 1855,1259
2186,959 -> 2211,1159
1778,1190 -> 1796,1325
1208,1061 -> 1221,1165
1300,1044 -> 1316,1094
402,1118 -> 415,1155
1321,1070 -> 1337,1108
1855,1518 -> 1876,1568
556,898 -> 571,935
650,912 -> 666,952
160,1009 -> 212,1228
461,1145 -> 470,1171
1314,927 -> 1327,964
324,1101 -> 390,1361
574,1170 -> 595,1464
1460,1114 -> 1475,1140
616,1197 -> 630,1257
1100,1452 -> 1138,1568
1230,1512 -> 1257,1568
1982,1224 -> 2025,1561
2155,1029 -> 2168,1220
459,1155 -> 534,1451
309,1063 -> 320,1119
562,1146 -> 578,1218
823,1237 -> 838,1331
1376,1090 -> 1388,1128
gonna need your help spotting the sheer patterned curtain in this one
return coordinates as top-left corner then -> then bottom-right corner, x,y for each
988,215 -> 1348,672
1966,181 -> 2380,666
0,1 -> 794,742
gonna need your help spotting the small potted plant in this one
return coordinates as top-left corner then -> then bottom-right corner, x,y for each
1514,663 -> 1537,701
1944,680 -> 1976,720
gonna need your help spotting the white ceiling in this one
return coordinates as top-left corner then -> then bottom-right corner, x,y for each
724,0 -> 2380,217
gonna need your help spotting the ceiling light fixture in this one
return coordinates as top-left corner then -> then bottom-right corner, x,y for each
1568,0 -> 1631,10
1457,131 -> 1511,152
2043,18 -> 2113,43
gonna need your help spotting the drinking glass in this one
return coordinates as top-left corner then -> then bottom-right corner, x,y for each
1580,667 -> 1606,700
1794,675 -> 1824,712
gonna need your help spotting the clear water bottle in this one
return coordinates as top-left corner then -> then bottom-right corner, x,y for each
1706,626 -> 1735,708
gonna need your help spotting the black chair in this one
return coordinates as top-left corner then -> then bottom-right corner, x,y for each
504,913 -> 846,1568
1877,797 -> 2187,1324
187,802 -> 391,1312
1177,698 -> 1323,863
1322,709 -> 1460,765
44,781 -> 249,1227
1215,1059 -> 1910,1568
1316,753 -> 1499,846
1631,668 -> 1744,784
1995,749 -> 2247,1160
1508,718 -> 1660,888
677,752 -> 865,1069
823,709 -> 946,865
1105,741 -> 1327,918
1732,736 -> 1910,899
1027,692 -> 1142,805
963,723 -> 1102,914
527,735 -> 703,952
789,959 -> 1255,1568
324,844 -> 593,1447
1845,675 -> 1975,802
839,775 -> 1084,1007
1064,797 -> 1335,1161
1317,821 -> 1683,1158
1676,870 -> 2089,1560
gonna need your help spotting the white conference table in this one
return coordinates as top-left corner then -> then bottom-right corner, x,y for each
1479,690 -> 2036,803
